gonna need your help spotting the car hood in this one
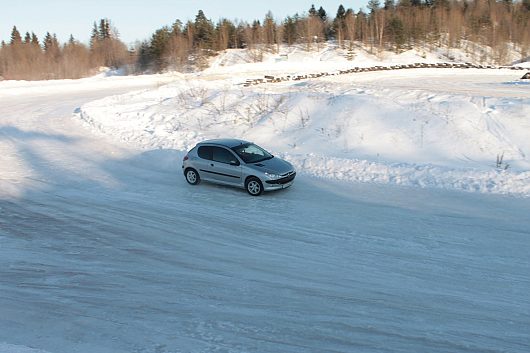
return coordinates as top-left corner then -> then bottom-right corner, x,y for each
248,157 -> 293,175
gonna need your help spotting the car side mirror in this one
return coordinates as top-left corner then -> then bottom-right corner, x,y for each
230,160 -> 240,166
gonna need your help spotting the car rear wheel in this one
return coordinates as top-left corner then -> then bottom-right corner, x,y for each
245,177 -> 263,196
185,168 -> 200,185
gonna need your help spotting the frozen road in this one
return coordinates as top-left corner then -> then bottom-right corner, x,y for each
1,79 -> 529,353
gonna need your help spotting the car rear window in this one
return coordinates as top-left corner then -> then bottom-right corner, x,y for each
198,146 -> 213,160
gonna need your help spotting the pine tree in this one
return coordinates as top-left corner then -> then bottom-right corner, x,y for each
318,6 -> 327,21
30,32 -> 39,46
10,26 -> 22,45
41,32 -> 61,78
99,19 -> 111,39
336,5 -> 346,20
384,0 -> 395,10
150,26 -> 171,69
368,0 -> 381,13
283,15 -> 298,46
172,20 -> 183,35
136,40 -> 152,71
334,5 -> 347,45
43,32 -> 53,52
388,17 -> 405,51
194,10 -> 214,49
43,33 -> 60,57
89,18 -> 128,68
90,22 -> 99,50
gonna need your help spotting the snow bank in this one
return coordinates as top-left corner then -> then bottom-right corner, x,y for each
0,72 -> 181,97
289,153 -> 530,195
77,50 -> 530,197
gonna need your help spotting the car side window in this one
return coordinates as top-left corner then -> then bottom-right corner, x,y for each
197,146 -> 213,160
212,147 -> 239,165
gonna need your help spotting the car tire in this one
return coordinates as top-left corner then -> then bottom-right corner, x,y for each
245,177 -> 263,196
185,168 -> 200,185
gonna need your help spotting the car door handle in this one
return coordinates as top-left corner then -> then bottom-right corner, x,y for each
210,163 -> 214,167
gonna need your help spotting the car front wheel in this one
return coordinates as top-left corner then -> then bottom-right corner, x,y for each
245,177 -> 263,196
185,168 -> 200,185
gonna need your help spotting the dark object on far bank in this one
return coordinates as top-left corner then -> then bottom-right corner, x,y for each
521,72 -> 530,79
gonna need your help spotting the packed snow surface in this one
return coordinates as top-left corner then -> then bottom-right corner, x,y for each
1,46 -> 529,353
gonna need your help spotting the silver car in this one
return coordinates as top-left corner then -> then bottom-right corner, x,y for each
182,139 -> 296,196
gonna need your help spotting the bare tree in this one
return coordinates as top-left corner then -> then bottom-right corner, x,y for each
344,10 -> 357,50
302,13 -> 325,51
263,11 -> 277,52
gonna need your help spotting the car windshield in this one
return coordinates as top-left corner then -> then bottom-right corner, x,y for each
231,143 -> 273,163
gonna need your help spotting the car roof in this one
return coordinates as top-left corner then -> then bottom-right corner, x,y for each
199,138 -> 250,148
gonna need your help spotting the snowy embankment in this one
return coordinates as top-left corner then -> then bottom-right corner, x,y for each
77,48 -> 530,196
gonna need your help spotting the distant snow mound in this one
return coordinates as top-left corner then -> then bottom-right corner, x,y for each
206,43 -> 448,75
209,49 -> 256,68
206,42 -> 525,75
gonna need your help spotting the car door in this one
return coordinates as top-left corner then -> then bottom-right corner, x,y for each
209,146 -> 242,185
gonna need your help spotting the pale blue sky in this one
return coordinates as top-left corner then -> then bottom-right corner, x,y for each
0,0 -> 368,46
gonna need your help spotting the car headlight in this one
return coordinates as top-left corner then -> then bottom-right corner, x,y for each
264,172 -> 281,179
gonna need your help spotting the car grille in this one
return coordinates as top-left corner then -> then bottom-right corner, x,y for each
266,171 -> 296,185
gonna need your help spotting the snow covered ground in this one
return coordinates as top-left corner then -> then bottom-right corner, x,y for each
1,47 -> 530,353
78,49 -> 530,196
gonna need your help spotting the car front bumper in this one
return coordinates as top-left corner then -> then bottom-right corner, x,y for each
263,172 -> 296,191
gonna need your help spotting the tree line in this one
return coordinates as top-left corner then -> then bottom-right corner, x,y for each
0,19 -> 128,80
1,1 -> 529,80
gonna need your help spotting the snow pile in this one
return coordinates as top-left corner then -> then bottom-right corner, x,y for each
290,154 -> 530,195
77,51 -> 530,196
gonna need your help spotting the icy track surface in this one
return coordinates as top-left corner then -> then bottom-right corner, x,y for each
1,77 -> 530,353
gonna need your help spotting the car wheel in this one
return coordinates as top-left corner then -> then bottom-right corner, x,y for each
245,177 -> 263,196
185,168 -> 200,185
